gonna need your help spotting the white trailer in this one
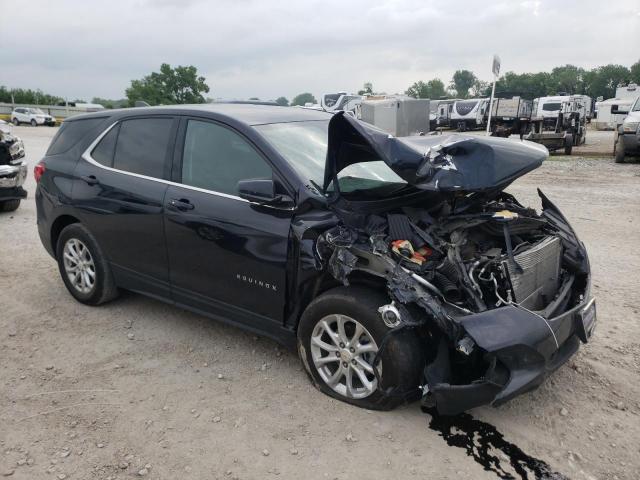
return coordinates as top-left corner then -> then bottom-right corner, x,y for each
359,97 -> 430,136
449,98 -> 489,131
594,84 -> 639,131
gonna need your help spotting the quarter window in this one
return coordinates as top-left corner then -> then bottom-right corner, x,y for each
91,124 -> 119,167
112,118 -> 173,178
181,120 -> 272,195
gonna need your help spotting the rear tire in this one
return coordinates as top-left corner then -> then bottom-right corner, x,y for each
0,199 -> 20,212
56,224 -> 118,305
297,286 -> 425,410
614,136 -> 626,163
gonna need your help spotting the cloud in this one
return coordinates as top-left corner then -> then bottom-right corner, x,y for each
1,0 -> 638,101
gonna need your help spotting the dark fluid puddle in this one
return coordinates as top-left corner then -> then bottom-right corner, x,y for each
422,407 -> 569,479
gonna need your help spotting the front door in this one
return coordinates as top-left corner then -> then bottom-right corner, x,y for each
164,118 -> 292,330
73,116 -> 177,297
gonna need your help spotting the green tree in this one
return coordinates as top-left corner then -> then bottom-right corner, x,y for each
125,63 -> 210,106
0,86 -> 63,105
405,78 -> 447,99
471,79 -> 489,97
405,80 -> 429,98
450,70 -> 477,98
549,64 -> 584,94
492,71 -> 550,99
291,92 -> 317,106
583,64 -> 630,99
631,60 -> 640,84
275,96 -> 289,106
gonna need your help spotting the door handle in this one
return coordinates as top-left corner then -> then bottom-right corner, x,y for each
169,198 -> 195,211
80,175 -> 99,186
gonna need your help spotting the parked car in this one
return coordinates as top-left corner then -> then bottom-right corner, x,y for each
11,107 -> 56,126
612,97 -> 640,163
0,120 -> 27,212
34,105 -> 596,414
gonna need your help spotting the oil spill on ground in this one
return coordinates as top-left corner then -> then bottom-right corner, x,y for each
422,407 -> 570,479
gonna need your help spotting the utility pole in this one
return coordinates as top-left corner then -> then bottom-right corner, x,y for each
486,55 -> 500,136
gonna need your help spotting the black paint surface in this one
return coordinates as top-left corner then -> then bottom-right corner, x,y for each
423,407 -> 570,479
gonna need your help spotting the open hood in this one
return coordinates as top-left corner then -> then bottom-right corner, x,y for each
323,112 -> 548,193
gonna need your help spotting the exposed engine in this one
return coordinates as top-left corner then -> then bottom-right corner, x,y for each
319,190 -> 572,339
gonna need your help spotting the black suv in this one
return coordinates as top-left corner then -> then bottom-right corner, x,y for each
35,105 -> 596,414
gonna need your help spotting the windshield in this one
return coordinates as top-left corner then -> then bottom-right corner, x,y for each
633,97 -> 640,112
542,102 -> 561,111
255,120 -> 406,194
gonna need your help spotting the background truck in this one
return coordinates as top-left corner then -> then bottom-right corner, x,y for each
611,96 -> 640,163
526,95 -> 587,154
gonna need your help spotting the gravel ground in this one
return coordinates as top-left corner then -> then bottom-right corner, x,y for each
1,126 -> 639,480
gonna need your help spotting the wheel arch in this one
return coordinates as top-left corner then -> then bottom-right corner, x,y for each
292,271 -> 390,333
50,214 -> 81,257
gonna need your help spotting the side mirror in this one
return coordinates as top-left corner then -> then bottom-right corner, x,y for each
237,178 -> 294,209
610,105 -> 629,115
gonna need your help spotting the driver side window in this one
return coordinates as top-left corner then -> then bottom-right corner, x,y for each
181,120 -> 272,196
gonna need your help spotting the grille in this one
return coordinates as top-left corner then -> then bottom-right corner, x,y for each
503,236 -> 562,311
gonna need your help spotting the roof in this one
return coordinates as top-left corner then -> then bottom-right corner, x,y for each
66,103 -> 332,126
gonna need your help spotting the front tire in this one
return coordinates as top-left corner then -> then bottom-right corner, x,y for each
56,224 -> 118,305
0,199 -> 20,212
12,118 -> 19,126
564,134 -> 573,155
30,119 -> 37,127
297,286 -> 425,410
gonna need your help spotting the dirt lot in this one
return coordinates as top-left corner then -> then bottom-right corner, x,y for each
1,125 -> 639,480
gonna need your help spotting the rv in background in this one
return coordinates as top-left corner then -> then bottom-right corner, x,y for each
320,92 -> 363,114
450,98 -> 489,131
533,95 -> 592,123
594,84 -> 639,131
429,99 -> 457,129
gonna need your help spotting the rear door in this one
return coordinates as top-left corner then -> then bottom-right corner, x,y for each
73,116 -> 177,297
163,117 -> 293,330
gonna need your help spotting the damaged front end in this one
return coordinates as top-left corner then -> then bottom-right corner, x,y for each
314,113 -> 595,415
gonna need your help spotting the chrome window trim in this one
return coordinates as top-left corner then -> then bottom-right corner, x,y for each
81,120 -> 250,203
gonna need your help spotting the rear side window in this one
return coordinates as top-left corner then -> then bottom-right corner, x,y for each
181,119 -> 272,195
91,124 -> 120,167
47,117 -> 107,155
112,118 -> 173,178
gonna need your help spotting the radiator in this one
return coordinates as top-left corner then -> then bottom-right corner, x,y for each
503,236 -> 562,311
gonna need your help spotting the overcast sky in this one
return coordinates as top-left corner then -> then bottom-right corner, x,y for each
1,0 -> 639,102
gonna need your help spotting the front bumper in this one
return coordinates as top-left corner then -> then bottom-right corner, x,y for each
424,290 -> 595,415
0,162 -> 28,189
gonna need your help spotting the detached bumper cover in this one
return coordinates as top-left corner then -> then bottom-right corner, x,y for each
425,294 -> 595,415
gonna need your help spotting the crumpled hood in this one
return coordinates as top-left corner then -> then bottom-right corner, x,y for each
323,112 -> 548,193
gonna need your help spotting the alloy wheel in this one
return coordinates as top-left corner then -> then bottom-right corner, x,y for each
63,238 -> 96,294
310,314 -> 380,399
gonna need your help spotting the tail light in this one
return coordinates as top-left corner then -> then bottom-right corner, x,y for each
34,161 -> 46,183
